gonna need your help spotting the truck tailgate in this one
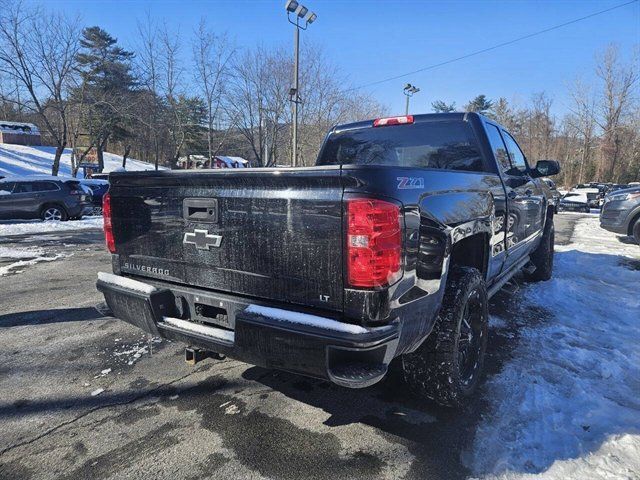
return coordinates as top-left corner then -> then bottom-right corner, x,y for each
108,168 -> 344,312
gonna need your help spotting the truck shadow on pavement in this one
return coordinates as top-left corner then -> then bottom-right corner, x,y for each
0,307 -> 103,328
237,287 -> 546,480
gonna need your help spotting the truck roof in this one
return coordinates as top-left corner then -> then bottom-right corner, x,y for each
331,112 -> 486,134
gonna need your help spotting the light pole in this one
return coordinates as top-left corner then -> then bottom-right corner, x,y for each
285,0 -> 317,167
403,83 -> 420,115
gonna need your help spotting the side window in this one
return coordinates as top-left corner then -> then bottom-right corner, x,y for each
32,181 -> 59,192
485,124 -> 511,172
0,182 -> 15,194
13,182 -> 34,193
501,132 -> 528,174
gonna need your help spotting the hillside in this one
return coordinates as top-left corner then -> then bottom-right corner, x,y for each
0,144 -> 162,178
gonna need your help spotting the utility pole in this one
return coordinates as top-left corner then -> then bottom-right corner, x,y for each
285,1 -> 317,167
403,83 -> 420,115
292,20 -> 299,166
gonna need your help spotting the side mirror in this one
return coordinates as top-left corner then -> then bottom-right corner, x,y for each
531,160 -> 560,178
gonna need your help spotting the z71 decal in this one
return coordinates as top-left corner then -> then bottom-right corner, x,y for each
397,177 -> 424,189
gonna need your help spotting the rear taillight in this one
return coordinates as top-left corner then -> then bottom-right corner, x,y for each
103,192 -> 115,253
373,115 -> 414,127
347,198 -> 402,288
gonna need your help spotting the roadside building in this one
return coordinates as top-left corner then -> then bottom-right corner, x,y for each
0,121 -> 41,146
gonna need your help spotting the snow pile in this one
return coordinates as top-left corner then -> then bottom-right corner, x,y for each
0,245 -> 45,258
469,216 -> 640,479
97,272 -> 157,294
162,316 -> 235,343
0,253 -> 65,276
0,217 -> 103,236
0,245 -> 67,276
110,336 -> 161,366
244,304 -> 385,335
0,143 -> 162,178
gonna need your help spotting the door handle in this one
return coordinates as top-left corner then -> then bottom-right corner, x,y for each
507,190 -> 518,199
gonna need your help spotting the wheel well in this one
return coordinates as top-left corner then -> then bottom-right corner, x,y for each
628,210 -> 640,236
449,233 -> 489,279
41,202 -> 65,212
40,203 -> 67,216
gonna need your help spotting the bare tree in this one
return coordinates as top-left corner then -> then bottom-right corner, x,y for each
192,20 -> 234,161
595,45 -> 638,181
0,2 -> 81,174
227,44 -> 385,167
134,12 -> 164,168
158,24 -> 191,165
227,46 -> 290,166
566,78 -> 597,185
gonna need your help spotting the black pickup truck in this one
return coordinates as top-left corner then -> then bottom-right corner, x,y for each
97,112 -> 559,407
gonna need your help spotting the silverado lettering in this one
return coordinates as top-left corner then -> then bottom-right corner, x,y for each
122,263 -> 170,276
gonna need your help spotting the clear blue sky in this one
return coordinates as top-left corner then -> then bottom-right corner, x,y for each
48,0 -> 639,116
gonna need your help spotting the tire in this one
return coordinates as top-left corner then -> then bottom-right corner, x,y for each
526,217 -> 554,281
40,204 -> 68,222
402,266 -> 488,407
584,206 -> 590,213
633,219 -> 640,245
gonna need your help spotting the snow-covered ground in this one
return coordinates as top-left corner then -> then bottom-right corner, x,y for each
0,217 -> 103,236
0,217 -> 102,274
470,217 -> 640,479
0,143 -> 161,178
0,244 -> 69,276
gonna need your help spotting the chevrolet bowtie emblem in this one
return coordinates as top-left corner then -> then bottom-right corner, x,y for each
183,229 -> 223,250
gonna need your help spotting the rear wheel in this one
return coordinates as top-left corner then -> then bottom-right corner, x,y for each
633,219 -> 640,245
402,266 -> 488,407
41,205 -> 68,222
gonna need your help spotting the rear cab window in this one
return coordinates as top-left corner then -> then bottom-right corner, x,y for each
317,119 -> 487,172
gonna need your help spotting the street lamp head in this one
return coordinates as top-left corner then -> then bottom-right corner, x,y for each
295,4 -> 309,18
403,83 -> 412,92
285,0 -> 299,12
306,12 -> 317,24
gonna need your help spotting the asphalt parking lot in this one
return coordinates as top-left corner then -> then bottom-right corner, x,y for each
0,215 -> 584,479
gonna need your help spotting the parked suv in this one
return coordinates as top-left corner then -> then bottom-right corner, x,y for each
600,187 -> 640,243
0,176 -> 93,221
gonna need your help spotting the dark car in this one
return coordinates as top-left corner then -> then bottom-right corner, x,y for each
0,176 -> 93,221
96,112 -> 560,407
558,191 -> 591,213
81,179 -> 109,215
600,186 -> 640,243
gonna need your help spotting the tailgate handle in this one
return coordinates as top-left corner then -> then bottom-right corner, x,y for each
183,198 -> 218,223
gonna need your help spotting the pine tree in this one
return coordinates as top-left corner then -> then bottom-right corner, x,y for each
431,100 -> 457,113
75,27 -> 136,171
464,95 -> 494,115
